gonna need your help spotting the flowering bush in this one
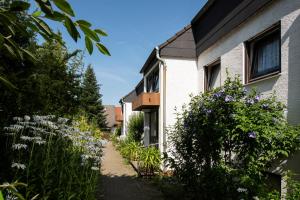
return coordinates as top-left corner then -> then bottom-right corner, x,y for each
167,76 -> 300,199
2,115 -> 102,199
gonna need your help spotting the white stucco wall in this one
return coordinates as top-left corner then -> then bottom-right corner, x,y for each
197,0 -> 300,125
164,58 -> 198,127
158,58 -> 198,153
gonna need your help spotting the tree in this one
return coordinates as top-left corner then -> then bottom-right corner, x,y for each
81,65 -> 107,129
0,0 -> 110,87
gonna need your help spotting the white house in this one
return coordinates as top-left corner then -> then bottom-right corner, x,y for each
190,0 -> 300,194
131,25 -> 198,152
119,89 -> 139,138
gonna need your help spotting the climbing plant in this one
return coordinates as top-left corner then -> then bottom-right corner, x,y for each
167,75 -> 300,199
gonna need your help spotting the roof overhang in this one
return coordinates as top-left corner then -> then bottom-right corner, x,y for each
191,0 -> 274,56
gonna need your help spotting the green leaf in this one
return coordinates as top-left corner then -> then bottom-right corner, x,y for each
64,16 -> 80,42
78,24 -> 99,42
45,11 -> 65,22
10,1 -> 30,11
95,29 -> 108,37
53,0 -> 75,17
30,16 -> 52,36
21,48 -> 37,62
0,75 -> 18,90
32,10 -> 42,17
85,36 -> 93,55
35,0 -> 53,16
96,43 -> 110,56
0,191 -> 4,200
0,34 -> 4,47
76,20 -> 91,27
4,43 -> 17,58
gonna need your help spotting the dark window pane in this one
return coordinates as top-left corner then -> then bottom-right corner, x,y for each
206,63 -> 220,91
146,68 -> 159,92
250,28 -> 280,79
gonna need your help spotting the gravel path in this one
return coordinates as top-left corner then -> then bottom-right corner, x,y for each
100,141 -> 164,200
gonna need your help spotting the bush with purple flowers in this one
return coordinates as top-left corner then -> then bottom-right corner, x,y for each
166,75 -> 300,199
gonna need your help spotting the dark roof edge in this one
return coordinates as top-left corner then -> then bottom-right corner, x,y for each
191,0 -> 216,24
120,89 -> 135,103
139,24 -> 193,74
158,24 -> 192,49
139,49 -> 157,73
135,79 -> 144,90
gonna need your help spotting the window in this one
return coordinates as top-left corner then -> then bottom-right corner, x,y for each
146,68 -> 159,92
245,23 -> 281,83
205,60 -> 221,91
149,110 -> 158,145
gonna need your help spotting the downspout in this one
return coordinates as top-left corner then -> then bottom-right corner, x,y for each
155,46 -> 167,153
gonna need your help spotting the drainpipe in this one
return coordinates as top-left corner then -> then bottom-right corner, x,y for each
155,46 -> 167,154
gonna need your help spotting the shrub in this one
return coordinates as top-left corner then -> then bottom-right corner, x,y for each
2,115 -> 102,199
139,147 -> 161,175
167,75 -> 300,199
115,126 -> 121,137
119,141 -> 142,161
127,113 -> 144,142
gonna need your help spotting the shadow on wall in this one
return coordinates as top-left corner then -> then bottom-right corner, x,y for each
282,13 -> 300,125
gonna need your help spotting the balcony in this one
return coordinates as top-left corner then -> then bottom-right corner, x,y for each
132,92 -> 160,111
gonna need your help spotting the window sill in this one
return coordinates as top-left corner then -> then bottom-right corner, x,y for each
244,72 -> 281,86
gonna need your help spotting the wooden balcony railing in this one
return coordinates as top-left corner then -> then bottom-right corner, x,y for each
132,92 -> 160,111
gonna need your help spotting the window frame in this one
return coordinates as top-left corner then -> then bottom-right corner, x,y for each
204,59 -> 221,92
245,22 -> 281,84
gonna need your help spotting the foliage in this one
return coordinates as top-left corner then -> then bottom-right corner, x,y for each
0,33 -> 83,180
114,126 -> 121,137
139,146 -> 161,174
167,75 -> 300,199
73,114 -> 102,139
0,181 -> 38,200
81,65 -> 107,129
127,113 -> 144,142
0,0 -> 110,59
286,172 -> 300,200
119,141 -> 142,161
115,137 -> 161,175
3,115 -> 102,199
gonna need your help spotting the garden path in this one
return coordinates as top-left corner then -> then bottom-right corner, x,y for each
99,141 -> 164,200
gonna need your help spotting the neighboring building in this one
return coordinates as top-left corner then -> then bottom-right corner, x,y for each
190,0 -> 300,194
104,105 -> 123,132
119,87 -> 140,137
131,25 -> 198,151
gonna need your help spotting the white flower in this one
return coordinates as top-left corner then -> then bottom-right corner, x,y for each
20,136 -> 34,141
11,162 -> 26,170
24,115 -> 30,121
12,143 -> 28,150
35,140 -> 46,145
237,187 -> 247,193
91,166 -> 99,171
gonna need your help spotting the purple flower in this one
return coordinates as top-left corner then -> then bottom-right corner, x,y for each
246,98 -> 254,105
254,95 -> 260,103
213,92 -> 222,98
203,108 -> 212,115
248,131 -> 256,139
225,95 -> 234,102
242,88 -> 248,95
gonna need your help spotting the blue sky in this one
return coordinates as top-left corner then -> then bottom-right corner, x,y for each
38,0 -> 207,105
